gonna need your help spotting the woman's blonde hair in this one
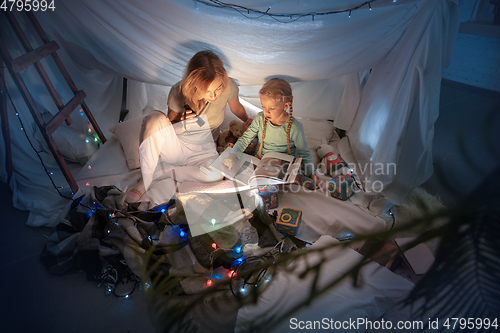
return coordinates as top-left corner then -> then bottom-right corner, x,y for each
258,78 -> 294,156
180,50 -> 229,112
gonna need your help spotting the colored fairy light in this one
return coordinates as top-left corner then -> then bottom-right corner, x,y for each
161,208 -> 166,213
232,257 -> 244,266
88,165 -> 91,169
228,270 -> 235,279
206,279 -> 213,287
211,218 -> 216,225
86,182 -> 90,186
234,245 -> 243,254
238,285 -> 249,297
88,128 -> 92,133
179,230 -> 186,237
212,243 -> 217,249
85,139 -> 89,143
348,10 -> 351,18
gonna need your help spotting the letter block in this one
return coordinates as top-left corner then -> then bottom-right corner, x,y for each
276,207 -> 302,236
258,185 -> 279,210
243,118 -> 258,155
328,174 -> 355,201
221,142 -> 234,153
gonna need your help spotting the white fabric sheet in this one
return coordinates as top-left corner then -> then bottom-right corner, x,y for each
236,235 -> 414,332
0,0 -> 459,225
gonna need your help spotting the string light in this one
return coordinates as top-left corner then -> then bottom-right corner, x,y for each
0,72 -> 74,199
211,218 -> 217,225
231,257 -> 245,266
194,0 -> 381,23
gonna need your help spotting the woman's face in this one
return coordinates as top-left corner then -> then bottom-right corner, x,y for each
201,76 -> 224,102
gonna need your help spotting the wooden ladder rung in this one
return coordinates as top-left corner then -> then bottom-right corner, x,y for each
1,11 -> 108,195
10,41 -> 59,73
45,90 -> 86,136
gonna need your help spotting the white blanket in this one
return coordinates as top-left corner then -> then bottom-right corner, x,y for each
236,235 -> 414,332
76,135 -> 388,242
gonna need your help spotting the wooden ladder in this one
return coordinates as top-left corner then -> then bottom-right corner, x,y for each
0,11 -> 106,195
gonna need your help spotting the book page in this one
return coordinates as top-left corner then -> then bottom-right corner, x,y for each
209,149 -> 260,185
249,152 -> 302,186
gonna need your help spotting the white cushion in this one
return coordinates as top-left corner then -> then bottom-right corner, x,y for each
295,116 -> 336,166
109,115 -> 145,170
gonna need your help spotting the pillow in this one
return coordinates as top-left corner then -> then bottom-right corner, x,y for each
34,116 -> 98,165
295,117 -> 336,166
109,115 -> 145,169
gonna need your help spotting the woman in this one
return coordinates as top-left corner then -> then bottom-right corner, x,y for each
138,50 -> 247,200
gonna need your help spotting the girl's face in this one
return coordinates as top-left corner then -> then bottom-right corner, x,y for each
201,76 -> 224,102
260,95 -> 290,125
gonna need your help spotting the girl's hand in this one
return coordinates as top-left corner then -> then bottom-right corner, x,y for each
222,154 -> 237,170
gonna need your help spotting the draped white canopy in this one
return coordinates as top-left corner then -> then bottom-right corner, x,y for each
0,0 -> 459,226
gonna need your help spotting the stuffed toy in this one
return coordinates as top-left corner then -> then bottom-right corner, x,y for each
316,140 -> 346,177
217,119 -> 245,153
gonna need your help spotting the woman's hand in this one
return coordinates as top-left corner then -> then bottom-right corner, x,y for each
167,108 -> 196,123
222,153 -> 237,170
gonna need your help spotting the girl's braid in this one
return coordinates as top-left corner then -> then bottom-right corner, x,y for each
286,103 -> 293,155
258,118 -> 268,157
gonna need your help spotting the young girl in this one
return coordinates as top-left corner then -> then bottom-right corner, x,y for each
223,78 -> 319,187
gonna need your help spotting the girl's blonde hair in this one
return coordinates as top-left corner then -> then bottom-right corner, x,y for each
258,78 -> 294,157
180,50 -> 229,112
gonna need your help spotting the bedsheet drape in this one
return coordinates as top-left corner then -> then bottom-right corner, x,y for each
0,0 -> 459,226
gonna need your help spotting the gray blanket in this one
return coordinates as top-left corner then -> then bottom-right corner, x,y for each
41,185 -> 291,295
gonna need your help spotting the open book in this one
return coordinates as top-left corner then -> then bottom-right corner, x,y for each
209,149 -> 302,187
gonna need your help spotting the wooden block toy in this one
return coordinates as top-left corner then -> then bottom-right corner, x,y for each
258,185 -> 279,209
243,118 -> 258,155
328,174 -> 355,200
243,118 -> 253,130
244,136 -> 258,155
276,207 -> 302,236
221,142 -> 234,153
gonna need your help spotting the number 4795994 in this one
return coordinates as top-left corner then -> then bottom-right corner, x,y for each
443,318 -> 498,330
1,0 -> 56,12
